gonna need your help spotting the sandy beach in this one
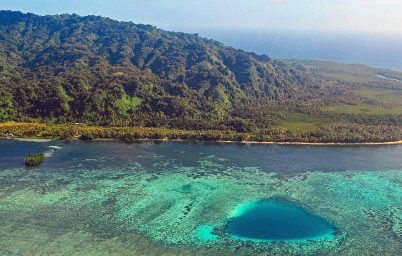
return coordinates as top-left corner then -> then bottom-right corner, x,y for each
3,136 -> 402,146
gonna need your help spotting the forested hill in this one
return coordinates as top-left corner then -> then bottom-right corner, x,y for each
0,10 -> 322,129
3,11 -> 402,143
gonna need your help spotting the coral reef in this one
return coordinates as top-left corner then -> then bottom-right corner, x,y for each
0,142 -> 401,255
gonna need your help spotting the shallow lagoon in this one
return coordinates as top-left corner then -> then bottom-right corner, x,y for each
0,139 -> 401,255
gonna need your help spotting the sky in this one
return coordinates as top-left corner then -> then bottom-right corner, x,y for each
1,0 -> 402,35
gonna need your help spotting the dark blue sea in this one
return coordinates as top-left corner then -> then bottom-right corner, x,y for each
198,29 -> 402,71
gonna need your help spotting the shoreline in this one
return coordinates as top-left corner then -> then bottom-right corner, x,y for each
216,140 -> 402,146
2,122 -> 402,146
3,136 -> 402,146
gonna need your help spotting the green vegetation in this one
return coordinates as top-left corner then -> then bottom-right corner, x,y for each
322,88 -> 402,116
1,11 -> 402,142
2,122 -> 402,144
0,10 -> 319,130
24,153 -> 45,167
273,112 -> 327,133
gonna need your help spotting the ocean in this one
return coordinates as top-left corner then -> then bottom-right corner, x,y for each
197,29 -> 402,71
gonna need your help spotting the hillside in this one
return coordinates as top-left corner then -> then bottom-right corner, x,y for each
0,11 -> 324,128
1,11 -> 402,142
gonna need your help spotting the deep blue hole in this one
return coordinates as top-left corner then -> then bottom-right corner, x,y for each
226,199 -> 335,242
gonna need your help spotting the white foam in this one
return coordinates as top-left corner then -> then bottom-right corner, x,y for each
48,145 -> 62,150
44,150 -> 55,157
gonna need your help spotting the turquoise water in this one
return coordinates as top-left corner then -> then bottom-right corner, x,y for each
226,199 -> 335,242
0,139 -> 401,255
197,225 -> 218,241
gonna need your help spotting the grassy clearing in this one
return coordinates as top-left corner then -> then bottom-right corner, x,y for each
280,59 -> 379,83
322,88 -> 402,116
281,59 -> 402,88
273,113 -> 328,133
